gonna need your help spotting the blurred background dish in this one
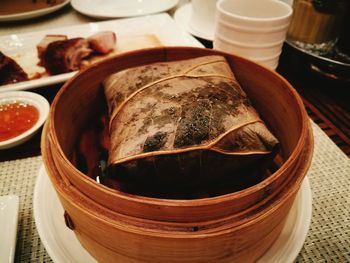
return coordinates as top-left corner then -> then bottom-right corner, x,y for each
285,40 -> 350,83
71,0 -> 179,19
173,2 -> 216,41
286,0 -> 350,82
287,0 -> 348,56
0,0 -> 70,22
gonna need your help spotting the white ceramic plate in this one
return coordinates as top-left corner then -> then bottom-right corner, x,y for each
34,165 -> 312,263
0,0 -> 70,22
173,3 -> 214,41
34,167 -> 97,263
0,195 -> 19,263
71,0 -> 179,19
0,13 -> 202,92
0,91 -> 50,150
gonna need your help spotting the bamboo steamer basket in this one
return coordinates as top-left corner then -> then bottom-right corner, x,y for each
41,47 -> 313,262
45,47 -> 311,223
42,121 -> 312,262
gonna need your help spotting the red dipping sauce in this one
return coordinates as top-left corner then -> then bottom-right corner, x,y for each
0,101 -> 39,142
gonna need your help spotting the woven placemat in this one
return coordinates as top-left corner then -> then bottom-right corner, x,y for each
0,121 -> 349,262
0,156 -> 51,262
295,123 -> 350,262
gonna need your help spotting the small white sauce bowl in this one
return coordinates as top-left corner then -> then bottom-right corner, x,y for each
0,91 -> 50,150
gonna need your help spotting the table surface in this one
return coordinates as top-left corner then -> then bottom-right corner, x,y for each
0,2 -> 349,263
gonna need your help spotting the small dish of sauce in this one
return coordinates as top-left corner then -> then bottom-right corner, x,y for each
0,102 -> 39,142
0,91 -> 50,150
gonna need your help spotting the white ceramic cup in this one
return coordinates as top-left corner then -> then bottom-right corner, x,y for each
190,0 -> 218,40
213,0 -> 293,69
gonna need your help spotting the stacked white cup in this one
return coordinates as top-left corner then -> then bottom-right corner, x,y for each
213,0 -> 293,70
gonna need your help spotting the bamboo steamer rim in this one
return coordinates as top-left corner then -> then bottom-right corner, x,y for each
42,119 -> 313,237
48,46 -> 310,207
44,129 -> 292,233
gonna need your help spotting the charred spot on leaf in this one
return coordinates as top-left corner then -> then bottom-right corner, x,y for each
163,93 -> 177,100
168,107 -> 176,114
174,102 -> 210,148
143,132 -> 168,152
135,74 -> 153,88
210,109 -> 226,137
243,98 -> 252,107
129,112 -> 138,123
138,115 -> 152,134
109,91 -> 123,114
207,91 -> 228,103
215,81 -> 250,114
140,65 -> 152,74
218,81 -> 244,98
165,107 -> 178,118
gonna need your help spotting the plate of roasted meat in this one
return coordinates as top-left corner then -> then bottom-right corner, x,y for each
0,13 -> 202,92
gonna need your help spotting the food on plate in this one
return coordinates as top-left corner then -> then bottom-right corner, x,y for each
92,55 -> 279,197
83,34 -> 160,67
42,38 -> 93,75
0,101 -> 39,142
39,31 -> 117,75
1,32 -> 160,87
88,31 -> 117,54
37,34 -> 68,64
0,52 -> 29,85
